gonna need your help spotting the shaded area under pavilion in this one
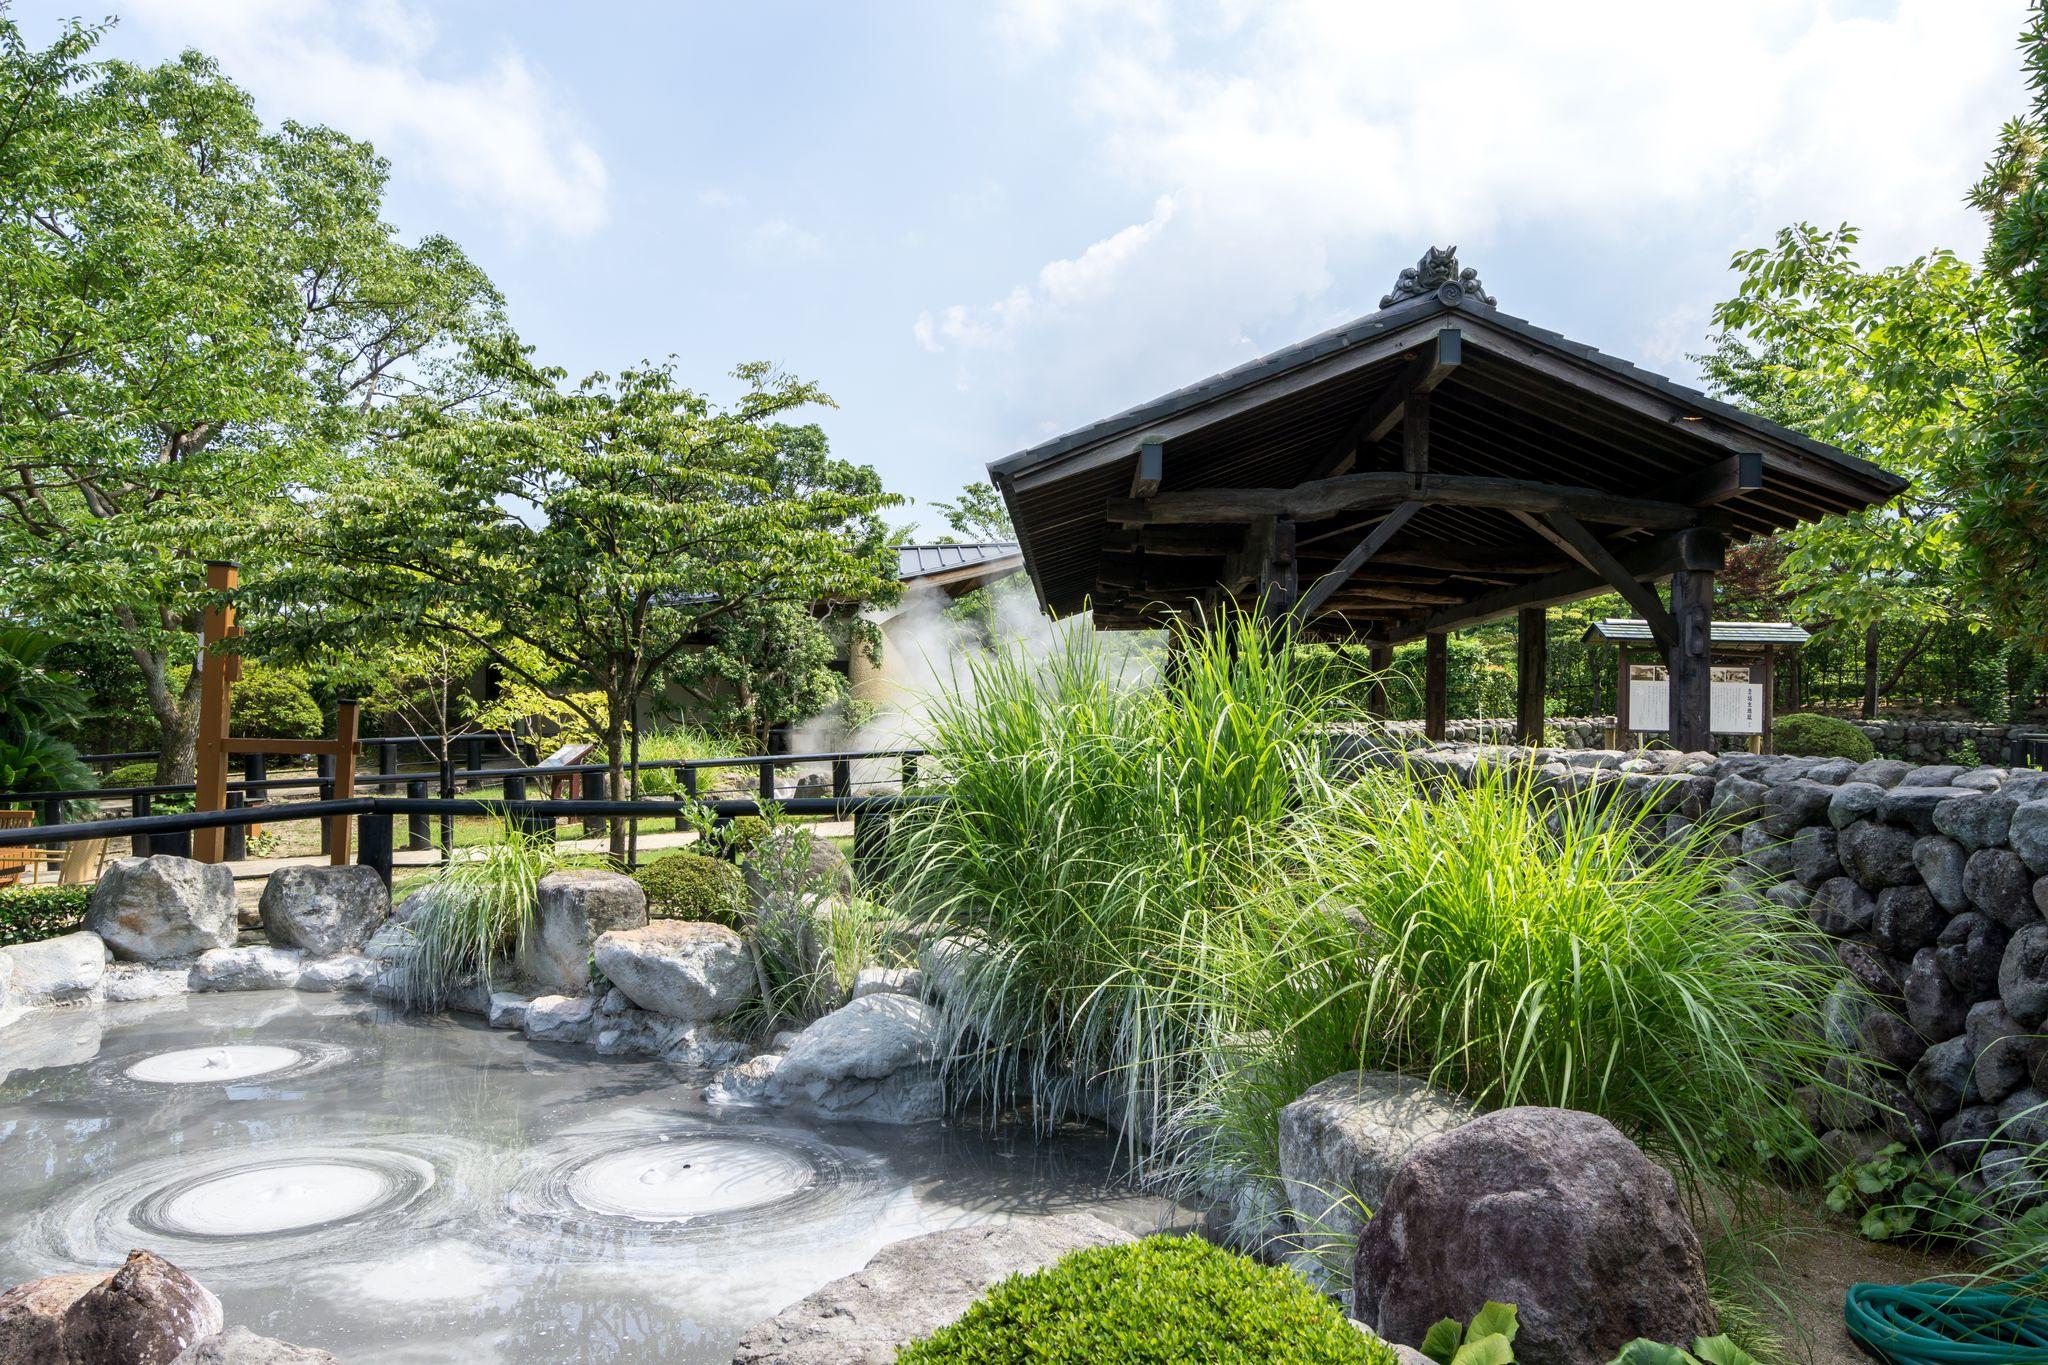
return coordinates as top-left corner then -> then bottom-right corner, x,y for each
989,250 -> 1903,752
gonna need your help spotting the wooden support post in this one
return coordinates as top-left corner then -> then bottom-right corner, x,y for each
329,700 -> 359,866
1257,516 -> 1297,620
1667,570 -> 1715,753
406,778 -> 431,851
358,809 -> 394,888
1516,607 -> 1546,746
1760,646 -> 1778,755
1368,642 -> 1393,718
1614,646 -> 1632,747
192,561 -> 239,864
1424,632 -> 1448,742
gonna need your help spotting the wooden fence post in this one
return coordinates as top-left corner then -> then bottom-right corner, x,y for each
192,561 -> 239,863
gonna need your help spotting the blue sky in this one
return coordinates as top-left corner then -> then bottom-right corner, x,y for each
15,0 -> 2029,531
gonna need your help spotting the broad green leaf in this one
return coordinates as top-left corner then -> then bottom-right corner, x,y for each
1420,1317 -> 1466,1364
1468,1302 -> 1519,1344
1450,1335 -> 1515,1365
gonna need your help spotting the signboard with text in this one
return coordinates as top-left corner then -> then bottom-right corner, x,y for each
1627,664 -> 1762,736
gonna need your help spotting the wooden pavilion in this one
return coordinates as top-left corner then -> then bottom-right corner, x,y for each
989,248 -> 1904,751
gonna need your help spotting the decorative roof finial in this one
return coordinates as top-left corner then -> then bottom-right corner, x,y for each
1381,245 -> 1496,309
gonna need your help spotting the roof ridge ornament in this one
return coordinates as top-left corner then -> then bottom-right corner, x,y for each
1381,245 -> 1496,309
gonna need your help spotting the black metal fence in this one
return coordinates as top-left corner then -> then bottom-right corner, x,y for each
2,748 -> 928,884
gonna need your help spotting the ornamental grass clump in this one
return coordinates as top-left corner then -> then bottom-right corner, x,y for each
1179,764 -> 1850,1205
399,811 -> 600,1008
896,1235 -> 1394,1365
893,608 -> 1353,1158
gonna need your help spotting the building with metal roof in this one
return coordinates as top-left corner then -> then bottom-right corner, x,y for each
1583,619 -> 1812,648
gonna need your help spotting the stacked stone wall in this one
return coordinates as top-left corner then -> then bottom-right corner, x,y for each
1354,738 -> 2048,1203
1371,714 -> 2043,766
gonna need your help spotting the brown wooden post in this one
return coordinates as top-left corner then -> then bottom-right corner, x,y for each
192,561 -> 239,864
1614,646 -> 1632,747
1258,516 -> 1298,620
1760,645 -> 1778,754
330,700 -> 360,865
1515,607 -> 1546,746
1668,570 -> 1715,753
1368,641 -> 1393,717
1423,631 -> 1448,742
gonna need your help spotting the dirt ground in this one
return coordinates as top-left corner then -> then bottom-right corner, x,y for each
1738,1201 -> 1974,1365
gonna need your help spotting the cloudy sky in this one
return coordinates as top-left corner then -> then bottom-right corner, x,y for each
16,0 -> 2030,529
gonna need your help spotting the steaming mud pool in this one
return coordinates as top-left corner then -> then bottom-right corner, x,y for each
0,992 -> 1185,1362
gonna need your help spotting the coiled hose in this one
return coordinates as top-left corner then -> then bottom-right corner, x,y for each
1845,1279 -> 2048,1363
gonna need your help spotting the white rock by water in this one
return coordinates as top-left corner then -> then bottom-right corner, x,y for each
732,1214 -> 1134,1364
767,992 -> 943,1123
523,993 -> 594,1043
189,946 -> 303,992
592,920 -> 754,1021
1278,1071 -> 1478,1275
258,864 -> 390,956
704,1052 -> 784,1105
101,962 -> 194,1002
1,931 -> 108,1002
172,1324 -> 340,1363
86,855 -> 237,961
294,954 -> 381,992
515,870 -> 648,993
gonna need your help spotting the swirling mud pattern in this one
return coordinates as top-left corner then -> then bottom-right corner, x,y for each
23,1134 -> 482,1274
500,1119 -> 884,1250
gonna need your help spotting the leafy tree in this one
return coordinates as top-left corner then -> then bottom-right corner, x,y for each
0,18 -> 507,780
1698,224 -> 2010,713
0,628 -> 95,804
268,356 -> 899,856
665,598 -> 847,751
931,478 -> 1015,542
1970,2 -> 2048,646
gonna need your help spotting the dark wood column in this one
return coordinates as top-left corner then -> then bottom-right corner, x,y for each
1368,642 -> 1393,717
1515,607 -> 1546,746
1424,631 -> 1448,741
1667,568 -> 1715,752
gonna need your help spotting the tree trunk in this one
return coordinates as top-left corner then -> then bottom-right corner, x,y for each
1862,624 -> 1881,721
141,649 -> 203,783
605,708 -> 628,863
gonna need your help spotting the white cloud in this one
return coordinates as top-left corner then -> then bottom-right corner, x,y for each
927,0 -> 2027,435
916,194 -> 1176,351
744,216 -> 826,263
121,0 -> 609,238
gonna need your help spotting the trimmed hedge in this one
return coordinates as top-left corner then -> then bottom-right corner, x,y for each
1773,712 -> 1876,763
897,1236 -> 1394,1365
633,851 -> 746,928
103,760 -> 160,788
0,886 -> 90,948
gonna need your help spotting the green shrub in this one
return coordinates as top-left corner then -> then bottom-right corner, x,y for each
1772,712 -> 1874,762
897,1236 -> 1392,1365
718,815 -> 770,857
103,761 -> 161,788
0,886 -> 90,947
633,851 -> 745,928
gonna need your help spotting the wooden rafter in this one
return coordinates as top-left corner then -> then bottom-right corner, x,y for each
1107,471 -> 1700,530
1292,500 -> 1423,621
1511,510 -> 1677,648
1309,327 -> 1462,479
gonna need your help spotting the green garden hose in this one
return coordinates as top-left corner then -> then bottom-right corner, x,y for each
1845,1279 -> 2048,1363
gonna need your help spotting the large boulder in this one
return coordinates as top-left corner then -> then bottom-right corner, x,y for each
257,865 -> 389,956
732,1214 -> 1134,1364
0,1270 -> 102,1365
1353,1107 -> 1716,1365
60,1250 -> 224,1365
1839,821 -> 1918,890
1,931 -> 107,1003
1277,1071 -> 1478,1266
188,946 -> 303,993
86,856 -> 236,962
768,992 -> 943,1123
591,921 -> 753,1022
171,1326 -> 339,1363
515,870 -> 647,993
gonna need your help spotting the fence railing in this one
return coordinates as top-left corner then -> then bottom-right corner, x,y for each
3,748 -> 926,876
0,787 -> 940,887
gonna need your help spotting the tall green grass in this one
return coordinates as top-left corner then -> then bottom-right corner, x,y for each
1177,766 -> 1848,1209
896,609 -> 1853,1224
399,811 -> 601,1008
894,609 -> 1354,1157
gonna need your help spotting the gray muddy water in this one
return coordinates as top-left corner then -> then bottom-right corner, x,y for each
0,992 -> 1185,1362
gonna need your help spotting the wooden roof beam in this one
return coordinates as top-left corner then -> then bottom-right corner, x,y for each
1511,510 -> 1677,649
1108,472 -> 1701,530
1310,328 -> 1462,479
1389,527 -> 1724,642
1667,450 -> 1763,506
1292,500 -> 1423,621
